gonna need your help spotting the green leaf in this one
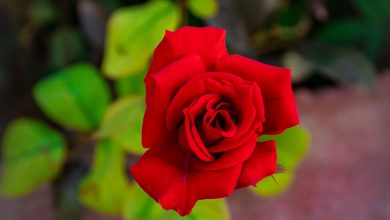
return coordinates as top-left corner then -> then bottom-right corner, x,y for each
363,24 -> 384,60
251,126 -> 310,197
79,140 -> 129,215
29,0 -> 57,25
315,18 -> 385,60
123,183 -> 230,220
353,0 -> 389,23
316,19 -> 366,44
279,6 -> 302,27
114,68 -> 146,97
33,63 -> 111,131
188,0 -> 218,19
95,96 -> 145,155
296,44 -> 377,91
0,118 -> 66,197
123,183 -> 165,220
161,199 -> 230,220
102,0 -> 180,79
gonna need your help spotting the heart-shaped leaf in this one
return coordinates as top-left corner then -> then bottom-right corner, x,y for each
95,96 -> 145,155
33,63 -> 111,131
102,0 -> 180,78
79,140 -> 129,214
114,68 -> 146,97
0,118 -> 66,197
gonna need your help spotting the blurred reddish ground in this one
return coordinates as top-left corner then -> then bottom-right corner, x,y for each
1,71 -> 390,220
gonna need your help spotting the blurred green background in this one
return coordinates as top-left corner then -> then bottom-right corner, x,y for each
0,0 -> 389,220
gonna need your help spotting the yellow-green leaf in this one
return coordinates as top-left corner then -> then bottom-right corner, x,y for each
251,126 -> 310,197
188,0 -> 218,19
102,0 -> 180,79
123,183 -> 230,220
79,140 -> 129,214
123,183 -> 165,220
172,199 -> 230,220
114,68 -> 146,97
33,63 -> 110,131
95,96 -> 145,155
0,118 -> 66,197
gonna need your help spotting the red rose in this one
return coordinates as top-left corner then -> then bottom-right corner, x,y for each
131,26 -> 299,216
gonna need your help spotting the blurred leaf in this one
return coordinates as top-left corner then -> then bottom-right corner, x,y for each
316,1 -> 387,60
282,51 -> 315,83
188,0 -> 218,19
363,24 -> 384,60
161,199 -> 230,220
251,126 -> 310,197
123,183 -> 230,220
114,68 -> 146,97
79,139 -> 128,214
95,96 -> 145,155
354,0 -> 377,22
123,183 -> 165,220
353,0 -> 389,23
102,0 -> 180,79
29,0 -> 57,25
279,6 -> 302,27
0,118 -> 66,196
49,28 -> 86,70
299,45 -> 377,90
316,19 -> 366,44
33,63 -> 111,131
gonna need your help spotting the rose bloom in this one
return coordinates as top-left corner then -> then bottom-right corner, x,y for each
131,26 -> 299,216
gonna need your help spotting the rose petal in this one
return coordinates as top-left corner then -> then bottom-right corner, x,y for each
183,94 -> 220,161
177,72 -> 264,153
207,127 -> 254,153
165,75 -> 238,131
210,110 -> 237,136
148,26 -> 228,75
215,55 -> 299,134
192,72 -> 264,138
166,72 -> 263,149
192,133 -> 257,171
236,140 -> 277,188
199,118 -> 223,146
130,146 -> 242,216
143,55 -> 205,149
